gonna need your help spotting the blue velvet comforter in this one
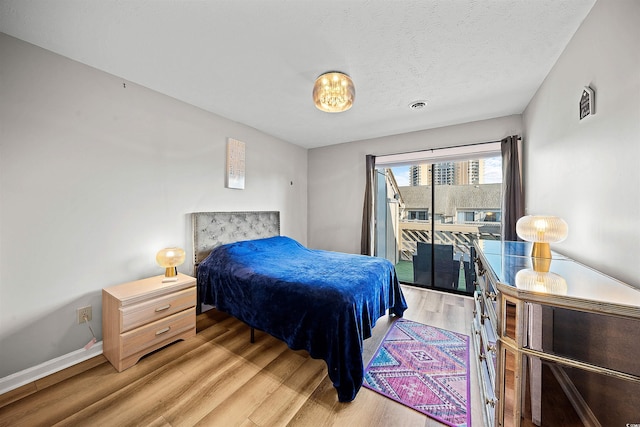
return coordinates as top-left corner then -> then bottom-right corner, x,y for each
197,236 -> 407,402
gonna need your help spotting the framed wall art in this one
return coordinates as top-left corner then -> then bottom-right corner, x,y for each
226,138 -> 245,189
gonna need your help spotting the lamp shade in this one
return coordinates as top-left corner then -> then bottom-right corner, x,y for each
516,215 -> 568,243
515,269 -> 568,295
313,72 -> 355,113
156,247 -> 185,281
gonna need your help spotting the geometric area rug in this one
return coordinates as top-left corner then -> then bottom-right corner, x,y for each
363,319 -> 471,427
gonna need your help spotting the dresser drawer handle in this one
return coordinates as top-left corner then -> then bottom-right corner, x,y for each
155,304 -> 171,312
156,327 -> 171,335
486,398 -> 497,407
485,291 -> 497,301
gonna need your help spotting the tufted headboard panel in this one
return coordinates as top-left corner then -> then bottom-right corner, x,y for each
191,211 -> 280,269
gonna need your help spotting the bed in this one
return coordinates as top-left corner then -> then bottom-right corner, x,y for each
192,211 -> 407,402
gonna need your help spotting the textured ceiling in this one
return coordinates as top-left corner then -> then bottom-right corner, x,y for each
0,0 -> 596,149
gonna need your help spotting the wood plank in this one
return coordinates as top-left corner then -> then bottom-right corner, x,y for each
193,348 -> 308,426
247,356 -> 328,426
329,388 -> 427,427
0,382 -> 37,409
161,332 -> 290,426
35,355 -> 108,391
284,375 -> 343,426
0,287 -> 485,427
0,336 -> 206,426
54,363 -> 191,426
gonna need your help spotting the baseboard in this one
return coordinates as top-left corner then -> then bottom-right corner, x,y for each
0,341 -> 103,396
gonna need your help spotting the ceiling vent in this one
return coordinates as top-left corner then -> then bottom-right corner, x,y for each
409,100 -> 427,110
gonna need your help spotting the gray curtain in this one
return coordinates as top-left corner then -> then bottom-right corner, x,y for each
501,135 -> 524,241
360,155 -> 376,255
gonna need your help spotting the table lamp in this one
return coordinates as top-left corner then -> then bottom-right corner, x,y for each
516,215 -> 568,258
156,247 -> 186,282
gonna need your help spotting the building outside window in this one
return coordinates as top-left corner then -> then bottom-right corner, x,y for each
407,210 -> 428,221
375,146 -> 503,296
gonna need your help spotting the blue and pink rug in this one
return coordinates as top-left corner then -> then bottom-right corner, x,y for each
363,319 -> 471,427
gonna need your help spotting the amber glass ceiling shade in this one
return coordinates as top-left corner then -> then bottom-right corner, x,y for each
516,215 -> 568,260
156,247 -> 186,282
313,72 -> 355,113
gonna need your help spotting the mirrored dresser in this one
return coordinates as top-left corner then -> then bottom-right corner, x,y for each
472,239 -> 640,427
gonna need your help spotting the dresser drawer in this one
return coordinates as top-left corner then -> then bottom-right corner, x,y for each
483,290 -> 498,334
120,308 -> 196,359
120,287 -> 196,333
479,315 -> 497,383
475,270 -> 498,333
472,318 -> 497,427
479,350 -> 497,427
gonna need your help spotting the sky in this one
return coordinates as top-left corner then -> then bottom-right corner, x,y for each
391,156 -> 502,186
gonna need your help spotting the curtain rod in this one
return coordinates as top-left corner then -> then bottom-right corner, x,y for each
373,136 -> 521,158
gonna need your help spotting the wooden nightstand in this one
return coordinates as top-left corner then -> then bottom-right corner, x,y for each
102,273 -> 197,372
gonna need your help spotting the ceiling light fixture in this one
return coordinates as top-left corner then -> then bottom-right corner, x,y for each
313,72 -> 355,113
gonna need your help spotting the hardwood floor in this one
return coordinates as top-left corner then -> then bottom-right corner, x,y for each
0,285 -> 481,427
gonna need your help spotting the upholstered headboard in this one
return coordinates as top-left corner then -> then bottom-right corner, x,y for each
191,211 -> 280,269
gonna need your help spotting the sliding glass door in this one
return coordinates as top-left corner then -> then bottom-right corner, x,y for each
375,145 -> 502,296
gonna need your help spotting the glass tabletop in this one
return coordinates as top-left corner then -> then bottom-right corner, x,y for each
476,240 -> 640,310
474,239 -> 568,259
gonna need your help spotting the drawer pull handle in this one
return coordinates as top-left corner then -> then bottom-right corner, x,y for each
155,304 -> 171,312
487,344 -> 497,353
485,291 -> 497,301
486,398 -> 497,407
156,327 -> 171,335
479,353 -> 486,361
481,313 -> 490,321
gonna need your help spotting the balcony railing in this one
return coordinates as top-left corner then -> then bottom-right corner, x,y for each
399,220 -> 501,261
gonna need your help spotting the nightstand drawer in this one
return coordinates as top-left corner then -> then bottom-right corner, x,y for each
120,308 -> 195,359
120,287 -> 196,333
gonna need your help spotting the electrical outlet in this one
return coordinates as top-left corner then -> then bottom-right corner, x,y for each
77,305 -> 92,324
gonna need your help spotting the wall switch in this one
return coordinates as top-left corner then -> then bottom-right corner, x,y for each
77,305 -> 92,324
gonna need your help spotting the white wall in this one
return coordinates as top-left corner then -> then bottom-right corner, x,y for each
308,115 -> 522,254
523,0 -> 640,288
0,33 -> 308,378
